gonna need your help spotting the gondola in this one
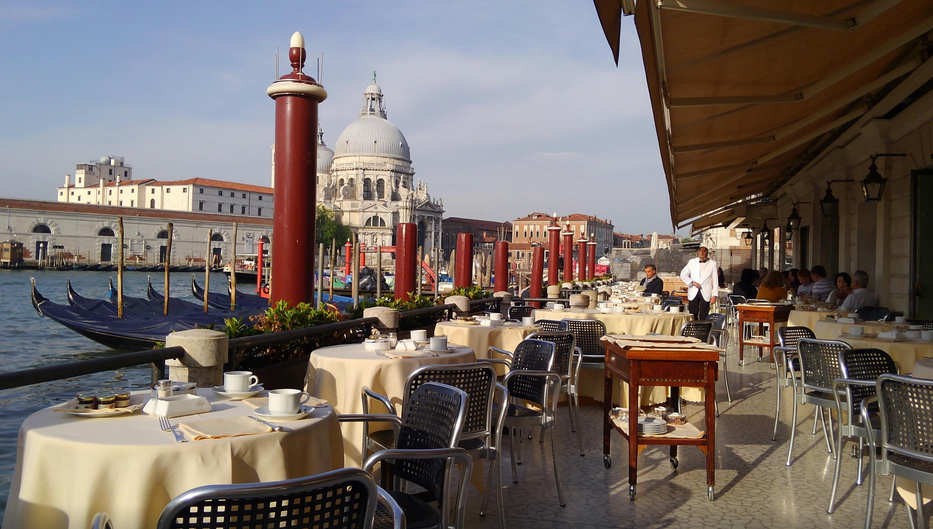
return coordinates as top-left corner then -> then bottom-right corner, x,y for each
191,276 -> 269,310
67,279 -> 202,319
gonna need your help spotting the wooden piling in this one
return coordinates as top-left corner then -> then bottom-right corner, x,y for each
204,229 -> 212,313
163,223 -> 173,315
117,217 -> 124,319
230,222 -> 238,310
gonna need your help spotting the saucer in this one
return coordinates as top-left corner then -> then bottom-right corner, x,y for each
254,405 -> 313,421
211,384 -> 264,399
427,346 -> 456,353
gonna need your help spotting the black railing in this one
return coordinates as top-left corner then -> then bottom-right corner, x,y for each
228,318 -> 379,352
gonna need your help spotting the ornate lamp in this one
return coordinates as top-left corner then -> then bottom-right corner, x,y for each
743,230 -> 753,246
820,181 -> 850,217
860,154 -> 903,202
760,220 -> 771,244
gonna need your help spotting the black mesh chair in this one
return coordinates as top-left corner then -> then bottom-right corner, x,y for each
857,306 -> 891,322
863,375 -> 933,529
772,326 -> 816,441
706,312 -> 726,331
534,319 -> 568,332
130,468 -> 404,529
508,305 -> 535,321
826,348 -> 897,515
679,321 -> 713,343
344,382 -> 473,529
708,324 -> 732,413
360,363 -> 507,529
563,319 -> 607,371
527,331 -> 583,456
787,338 -> 852,467
909,320 -> 933,330
661,297 -> 683,310
500,339 -> 566,507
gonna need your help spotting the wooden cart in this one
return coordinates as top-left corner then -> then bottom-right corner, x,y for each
735,303 -> 792,365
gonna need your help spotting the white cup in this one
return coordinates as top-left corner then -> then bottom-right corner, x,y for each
224,371 -> 259,393
895,316 -> 907,324
410,330 -> 427,342
553,303 -> 565,310
849,326 -> 864,336
268,388 -> 311,415
430,336 -> 448,351
489,312 -> 503,321
522,316 -> 535,326
480,319 -> 493,326
921,330 -> 933,341
669,306 -> 681,313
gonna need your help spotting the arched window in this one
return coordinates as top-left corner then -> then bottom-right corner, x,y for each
376,179 -> 385,199
365,215 -> 385,227
150,198 -> 155,208
210,233 -> 224,242
348,178 -> 354,187
156,230 -> 169,239
363,178 -> 373,200
98,227 -> 115,237
338,179 -> 345,188
32,224 -> 51,234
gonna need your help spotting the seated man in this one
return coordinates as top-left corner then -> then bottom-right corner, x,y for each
809,265 -> 834,302
839,270 -> 877,311
795,268 -> 814,298
732,268 -> 759,300
640,264 -> 664,296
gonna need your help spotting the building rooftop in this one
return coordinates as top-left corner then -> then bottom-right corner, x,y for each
149,178 -> 273,194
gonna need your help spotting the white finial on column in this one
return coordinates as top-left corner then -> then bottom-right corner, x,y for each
290,32 -> 305,49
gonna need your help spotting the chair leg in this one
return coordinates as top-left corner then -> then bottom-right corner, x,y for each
480,450 -> 506,529
812,406 -> 821,435
508,427 -> 518,483
496,451 -> 505,529
890,474 -> 897,503
573,393 -> 584,456
539,427 -> 545,444
772,362 -> 782,441
567,391 -> 577,433
917,482 -> 926,529
786,393 -> 799,466
549,426 -> 566,507
824,408 -> 835,456
827,425 -> 845,513
856,437 -> 865,486
715,396 -> 720,417
722,357 -> 732,402
516,429 -> 523,465
864,441 -> 876,529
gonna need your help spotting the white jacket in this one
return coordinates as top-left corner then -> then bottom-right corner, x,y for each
680,257 -> 720,301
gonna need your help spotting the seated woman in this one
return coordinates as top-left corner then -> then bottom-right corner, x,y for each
731,268 -> 759,300
757,270 -> 788,302
826,272 -> 853,306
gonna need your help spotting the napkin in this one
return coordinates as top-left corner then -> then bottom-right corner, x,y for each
395,339 -> 418,351
177,416 -> 273,441
384,350 -> 436,359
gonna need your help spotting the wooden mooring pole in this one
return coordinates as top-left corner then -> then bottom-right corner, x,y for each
230,222 -> 238,310
163,223 -> 173,315
204,229 -> 212,313
117,217 -> 124,319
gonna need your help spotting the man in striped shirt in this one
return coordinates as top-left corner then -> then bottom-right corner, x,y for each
809,265 -> 834,302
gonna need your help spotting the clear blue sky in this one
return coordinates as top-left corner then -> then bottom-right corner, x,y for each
0,1 -> 677,234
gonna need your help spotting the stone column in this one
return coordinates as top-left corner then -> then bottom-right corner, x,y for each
363,306 -> 399,334
165,329 -> 228,388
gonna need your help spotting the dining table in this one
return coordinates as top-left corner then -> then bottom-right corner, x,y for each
532,308 -> 693,335
304,342 -> 476,466
2,389 -> 343,529
433,320 -> 540,374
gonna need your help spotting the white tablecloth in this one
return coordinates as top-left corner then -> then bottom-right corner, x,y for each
304,342 -> 476,466
3,389 -> 343,529
433,321 -> 539,374
533,308 -> 693,335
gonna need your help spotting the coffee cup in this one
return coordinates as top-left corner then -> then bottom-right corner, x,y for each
553,303 -> 565,310
268,388 -> 311,415
669,306 -> 681,313
849,326 -> 863,336
895,316 -> 907,324
522,316 -> 535,326
224,371 -> 259,393
489,313 -> 503,321
410,330 -> 428,342
429,336 -> 448,351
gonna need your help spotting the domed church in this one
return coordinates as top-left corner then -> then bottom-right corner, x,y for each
316,74 -> 443,253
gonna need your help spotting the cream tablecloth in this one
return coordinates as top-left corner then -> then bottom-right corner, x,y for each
305,342 -> 476,466
787,309 -> 831,331
434,321 -> 539,374
813,320 -> 894,340
834,336 -> 933,374
2,389 -> 343,529
532,308 -> 693,335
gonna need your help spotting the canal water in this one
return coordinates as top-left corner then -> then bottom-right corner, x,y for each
0,269 -> 236,518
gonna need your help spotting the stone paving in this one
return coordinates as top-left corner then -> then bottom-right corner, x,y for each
457,346 -> 920,528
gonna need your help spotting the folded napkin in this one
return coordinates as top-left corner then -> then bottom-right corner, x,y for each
395,339 -> 418,351
177,416 -> 272,441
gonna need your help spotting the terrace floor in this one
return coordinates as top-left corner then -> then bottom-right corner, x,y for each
460,350 -> 917,529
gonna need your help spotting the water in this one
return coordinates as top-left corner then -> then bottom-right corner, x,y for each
0,269 -> 235,518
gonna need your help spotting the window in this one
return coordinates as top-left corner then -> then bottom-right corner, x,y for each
108,190 -> 112,196
108,201 -> 111,205
198,201 -> 204,211
130,189 -> 135,193
242,193 -> 246,199
70,191 -> 74,196
150,199 -> 155,208
108,169 -> 112,175
165,188 -> 170,193
119,189 -> 123,194
77,196 -> 81,201
32,224 -> 51,234
59,191 -> 62,196
229,204 -> 234,213
123,170 -> 127,177
130,200 -> 134,207
363,178 -> 373,200
199,188 -> 204,194
98,227 -> 114,236
150,189 -> 154,193
258,195 -> 263,201
218,190 -> 223,196
156,230 -> 169,239
119,201 -> 123,206
376,179 -> 385,199
182,188 -> 187,193
241,205 -> 246,214
218,204 -> 223,212
257,207 -> 262,216
88,190 -> 92,195
211,233 -> 224,242
230,192 -> 235,197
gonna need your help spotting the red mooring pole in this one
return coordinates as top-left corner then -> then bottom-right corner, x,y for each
454,233 -> 474,289
494,240 -> 509,292
344,239 -> 352,278
256,239 -> 264,294
394,223 -> 417,301
587,238 -> 597,280
577,237 -> 587,283
360,242 -> 366,268
267,32 -> 326,305
547,221 -> 560,286
562,227 -> 574,282
530,246 -> 544,308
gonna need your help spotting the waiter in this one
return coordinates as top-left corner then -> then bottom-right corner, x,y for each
680,246 -> 719,320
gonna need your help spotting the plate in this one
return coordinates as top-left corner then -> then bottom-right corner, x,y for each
427,346 -> 457,353
211,384 -> 264,399
55,398 -> 144,418
254,405 -> 314,421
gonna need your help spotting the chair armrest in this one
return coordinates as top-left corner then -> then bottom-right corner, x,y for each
376,486 -> 405,529
364,447 -> 474,473
573,347 -> 583,385
361,386 -> 394,415
488,346 -> 513,360
90,513 -> 114,529
337,414 -> 403,427
503,370 -> 563,412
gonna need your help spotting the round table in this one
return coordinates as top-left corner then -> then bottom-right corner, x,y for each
2,389 -> 343,529
787,309 -> 833,330
532,308 -> 693,335
304,342 -> 476,466
433,321 -> 539,374
813,320 -> 894,340
835,335 -> 933,374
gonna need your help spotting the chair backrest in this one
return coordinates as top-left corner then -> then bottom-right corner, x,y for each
535,319 -> 568,332
706,312 -> 726,330
728,294 -> 747,306
778,326 -> 816,349
158,468 -> 378,529
796,338 -> 851,392
857,306 -> 890,322
507,339 -> 556,406
877,374 -> 933,467
395,382 -> 469,502
839,348 -> 897,415
526,331 -> 576,380
679,321 -> 713,342
661,297 -> 683,309
508,305 -> 535,320
404,362 -> 497,441
910,320 -> 933,330
563,319 -> 607,359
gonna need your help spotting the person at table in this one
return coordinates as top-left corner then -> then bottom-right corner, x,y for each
640,264 -> 664,296
732,268 -> 758,300
755,267 -> 769,286
809,265 -> 834,302
795,269 -> 814,299
757,271 -> 788,302
680,246 -> 719,320
839,270 -> 876,311
827,272 -> 853,306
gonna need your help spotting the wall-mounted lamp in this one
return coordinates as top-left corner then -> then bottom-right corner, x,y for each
861,153 -> 905,202
820,180 -> 853,217
743,230 -> 753,246
761,219 -> 771,244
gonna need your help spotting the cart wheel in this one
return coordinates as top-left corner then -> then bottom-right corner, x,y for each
629,485 -> 636,501
708,486 -> 715,501
757,356 -> 762,363
670,457 -> 679,470
770,363 -> 775,369
603,455 -> 612,469
738,360 -> 744,366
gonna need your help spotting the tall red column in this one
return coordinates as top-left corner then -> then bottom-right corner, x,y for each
267,32 -> 327,305
530,246 -> 544,308
562,228 -> 574,282
547,223 -> 560,285
454,233 -> 474,289
577,238 -> 587,282
394,223 -> 417,301
344,239 -> 352,277
360,242 -> 366,268
494,240 -> 509,292
587,239 -> 597,280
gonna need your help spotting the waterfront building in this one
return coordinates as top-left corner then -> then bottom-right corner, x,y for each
508,212 -> 613,262
440,217 -> 512,260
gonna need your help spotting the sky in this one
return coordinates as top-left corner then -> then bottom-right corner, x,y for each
0,1 -> 678,235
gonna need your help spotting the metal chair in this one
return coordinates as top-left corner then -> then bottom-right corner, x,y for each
857,306 -> 891,322
534,319 -> 568,332
661,297 -> 683,310
827,348 -> 897,515
708,325 -> 732,412
344,382 -> 473,529
563,319 -> 607,370
360,363 -> 506,528
527,331 -> 583,456
147,467 -> 403,529
787,338 -> 852,466
508,305 -> 535,320
863,374 -> 933,529
706,312 -> 726,331
772,326 -> 816,441
679,320 -> 713,343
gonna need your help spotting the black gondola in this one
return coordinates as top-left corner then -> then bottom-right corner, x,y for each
191,276 -> 269,310
67,279 -> 202,318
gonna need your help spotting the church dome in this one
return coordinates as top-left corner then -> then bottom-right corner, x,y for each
333,74 -> 411,163
317,129 -> 334,174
